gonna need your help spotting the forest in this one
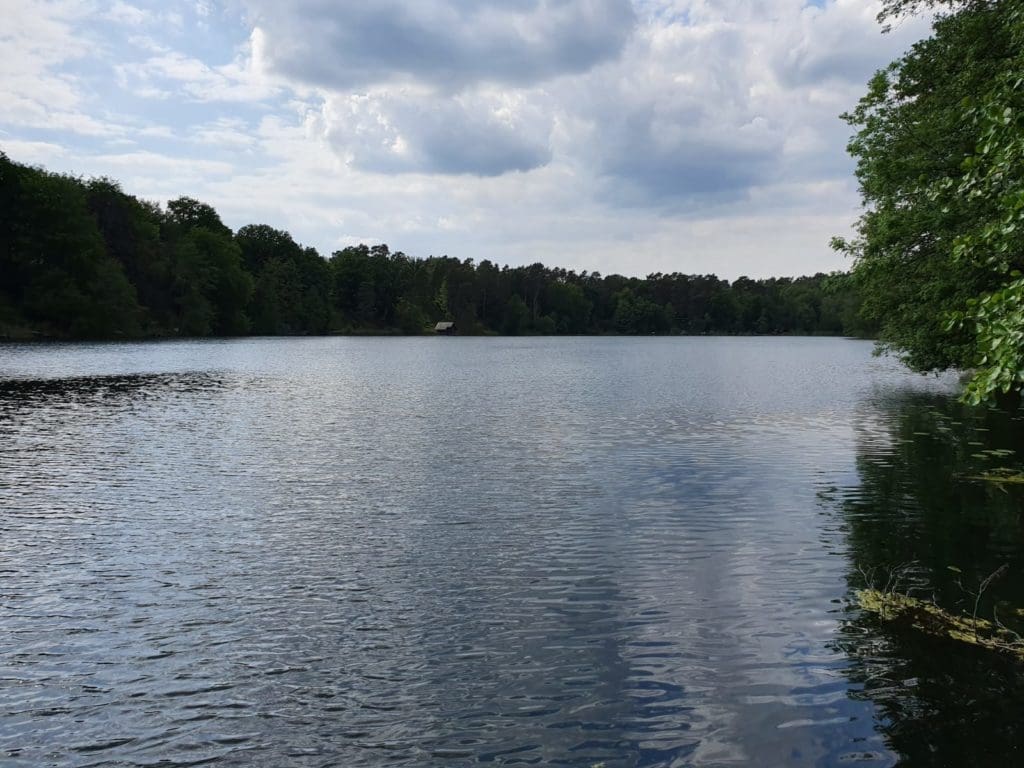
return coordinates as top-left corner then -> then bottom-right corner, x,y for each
0,153 -> 871,340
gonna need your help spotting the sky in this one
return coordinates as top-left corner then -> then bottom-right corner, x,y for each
0,0 -> 932,279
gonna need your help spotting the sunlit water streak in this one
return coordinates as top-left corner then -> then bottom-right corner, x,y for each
2,336 -> 1003,767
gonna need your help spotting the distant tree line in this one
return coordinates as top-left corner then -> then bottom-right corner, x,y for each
0,153 -> 873,339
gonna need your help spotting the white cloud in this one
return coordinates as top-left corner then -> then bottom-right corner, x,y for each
90,150 -> 234,175
314,87 -> 553,176
105,1 -> 148,27
119,35 -> 279,103
548,0 -> 929,204
0,1 -> 97,124
0,138 -> 69,165
191,117 -> 258,149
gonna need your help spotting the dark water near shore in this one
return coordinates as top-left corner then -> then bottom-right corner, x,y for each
2,337 -> 1023,767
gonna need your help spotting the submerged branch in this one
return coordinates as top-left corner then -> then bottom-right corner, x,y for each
857,588 -> 1024,659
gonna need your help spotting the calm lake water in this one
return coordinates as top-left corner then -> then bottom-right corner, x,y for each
2,337 -> 1023,767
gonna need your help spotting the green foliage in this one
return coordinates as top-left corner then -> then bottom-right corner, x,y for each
166,196 -> 232,237
946,3 -> 1024,403
613,288 -> 672,334
545,280 -> 592,334
86,178 -> 173,333
171,222 -> 252,335
0,153 -> 140,337
841,0 -> 1024,404
502,294 -> 531,335
239,225 -> 330,334
0,154 -> 869,340
394,297 -> 428,334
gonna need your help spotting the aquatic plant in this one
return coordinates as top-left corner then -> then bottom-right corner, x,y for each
967,467 -> 1024,486
857,565 -> 1024,660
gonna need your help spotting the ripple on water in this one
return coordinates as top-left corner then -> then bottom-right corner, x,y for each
0,338 -> 972,766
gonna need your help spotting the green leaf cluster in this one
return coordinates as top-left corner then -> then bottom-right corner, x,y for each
841,0 -> 1024,404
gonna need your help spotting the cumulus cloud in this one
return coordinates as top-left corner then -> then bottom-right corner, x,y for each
562,20 -> 784,204
550,0 -> 930,204
243,0 -> 637,91
314,88 -> 553,175
238,0 -> 929,190
772,0 -> 913,86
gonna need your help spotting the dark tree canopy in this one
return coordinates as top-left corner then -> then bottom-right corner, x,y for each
0,153 -> 870,341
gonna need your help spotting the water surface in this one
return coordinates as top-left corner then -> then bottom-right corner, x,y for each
1,337 -> 1022,767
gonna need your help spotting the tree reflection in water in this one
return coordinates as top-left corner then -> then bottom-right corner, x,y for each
833,392 -> 1024,766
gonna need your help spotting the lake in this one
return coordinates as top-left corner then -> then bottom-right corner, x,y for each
1,336 -> 1023,767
